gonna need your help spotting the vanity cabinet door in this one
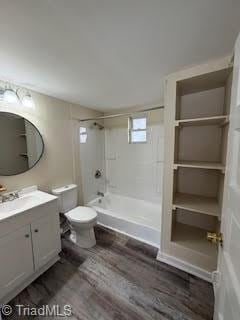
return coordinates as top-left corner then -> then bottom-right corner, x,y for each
0,225 -> 34,300
31,213 -> 61,270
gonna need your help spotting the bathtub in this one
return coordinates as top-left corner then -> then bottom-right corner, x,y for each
88,193 -> 161,248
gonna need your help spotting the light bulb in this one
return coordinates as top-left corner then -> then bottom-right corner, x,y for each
3,89 -> 19,104
22,94 -> 35,108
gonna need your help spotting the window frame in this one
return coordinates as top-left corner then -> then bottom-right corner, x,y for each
79,126 -> 87,144
128,115 -> 147,144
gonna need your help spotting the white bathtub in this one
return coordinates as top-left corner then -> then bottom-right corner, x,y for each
88,193 -> 161,248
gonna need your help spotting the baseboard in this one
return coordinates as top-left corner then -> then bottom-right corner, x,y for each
157,250 -> 212,283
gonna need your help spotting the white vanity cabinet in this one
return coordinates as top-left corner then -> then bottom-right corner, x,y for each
31,212 -> 61,270
0,225 -> 34,299
0,192 -> 61,305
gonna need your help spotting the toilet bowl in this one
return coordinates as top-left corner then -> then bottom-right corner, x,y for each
52,184 -> 97,248
65,206 -> 97,248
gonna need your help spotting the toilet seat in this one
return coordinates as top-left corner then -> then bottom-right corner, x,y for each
65,206 -> 97,224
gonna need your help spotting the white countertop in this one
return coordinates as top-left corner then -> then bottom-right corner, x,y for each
0,187 -> 58,222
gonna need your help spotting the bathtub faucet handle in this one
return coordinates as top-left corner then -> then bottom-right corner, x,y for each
97,191 -> 104,197
95,170 -> 102,179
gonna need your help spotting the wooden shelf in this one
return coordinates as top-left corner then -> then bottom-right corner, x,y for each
173,193 -> 219,217
171,222 -> 218,258
175,115 -> 229,127
174,161 -> 225,172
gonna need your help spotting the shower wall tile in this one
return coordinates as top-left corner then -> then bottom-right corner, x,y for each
106,159 -> 117,189
105,124 -> 164,204
105,128 -> 117,160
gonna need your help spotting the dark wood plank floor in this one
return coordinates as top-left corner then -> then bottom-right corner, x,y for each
6,226 -> 214,320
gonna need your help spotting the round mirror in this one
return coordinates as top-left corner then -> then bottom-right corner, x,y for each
0,112 -> 44,176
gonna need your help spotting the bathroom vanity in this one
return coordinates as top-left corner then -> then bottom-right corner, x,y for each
0,186 -> 61,305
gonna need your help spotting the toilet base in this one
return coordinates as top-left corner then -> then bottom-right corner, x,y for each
69,228 -> 96,248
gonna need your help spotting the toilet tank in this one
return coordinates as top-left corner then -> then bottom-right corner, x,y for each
52,184 -> 78,213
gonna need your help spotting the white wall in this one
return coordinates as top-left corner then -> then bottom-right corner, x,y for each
104,109 -> 164,204
0,86 -> 101,204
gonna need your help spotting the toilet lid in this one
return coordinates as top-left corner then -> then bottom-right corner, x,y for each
66,206 -> 97,223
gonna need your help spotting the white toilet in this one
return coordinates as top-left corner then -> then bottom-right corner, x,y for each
52,184 -> 97,248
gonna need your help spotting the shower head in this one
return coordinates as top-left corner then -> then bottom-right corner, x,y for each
93,122 -> 104,130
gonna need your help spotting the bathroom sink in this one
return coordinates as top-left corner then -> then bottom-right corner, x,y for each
0,186 -> 57,221
0,195 -> 40,214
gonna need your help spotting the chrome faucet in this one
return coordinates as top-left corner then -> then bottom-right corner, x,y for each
97,191 -> 104,197
0,191 -> 19,203
0,184 -> 6,193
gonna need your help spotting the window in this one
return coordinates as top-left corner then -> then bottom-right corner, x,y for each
80,127 -> 87,143
128,116 -> 147,143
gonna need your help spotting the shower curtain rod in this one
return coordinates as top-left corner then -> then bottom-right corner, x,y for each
78,105 -> 164,122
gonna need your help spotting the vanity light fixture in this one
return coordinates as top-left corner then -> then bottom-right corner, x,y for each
22,92 -> 35,108
1,82 -> 35,108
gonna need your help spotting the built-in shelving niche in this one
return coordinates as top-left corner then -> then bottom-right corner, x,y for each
171,209 -> 218,261
174,120 -> 228,172
175,68 -> 232,120
169,66 -> 233,272
173,167 -> 224,218
174,74 -> 231,172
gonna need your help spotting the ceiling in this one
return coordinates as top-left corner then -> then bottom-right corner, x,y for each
0,0 -> 240,111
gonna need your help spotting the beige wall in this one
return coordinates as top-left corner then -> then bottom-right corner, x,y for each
0,89 -> 101,204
